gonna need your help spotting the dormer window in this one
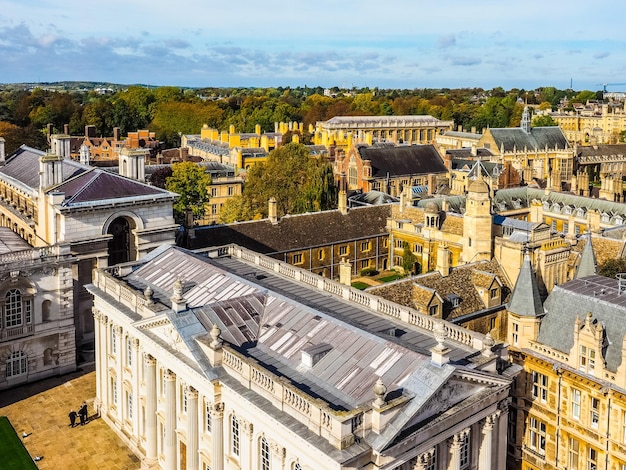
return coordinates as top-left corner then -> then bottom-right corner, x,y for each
511,198 -> 521,209
601,213 -> 610,223
576,208 -> 585,218
564,205 -> 573,215
543,201 -> 551,211
615,216 -> 624,226
579,345 -> 596,375
552,203 -> 561,213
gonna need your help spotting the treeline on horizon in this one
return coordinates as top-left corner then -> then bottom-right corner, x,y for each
0,83 -> 603,155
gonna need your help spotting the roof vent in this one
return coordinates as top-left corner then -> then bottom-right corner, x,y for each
301,343 -> 332,368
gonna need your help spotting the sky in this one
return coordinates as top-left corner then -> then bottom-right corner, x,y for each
1,0 -> 626,91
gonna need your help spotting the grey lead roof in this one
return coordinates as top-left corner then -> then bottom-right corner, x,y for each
576,234 -> 597,279
538,275 -> 626,372
488,127 -> 569,153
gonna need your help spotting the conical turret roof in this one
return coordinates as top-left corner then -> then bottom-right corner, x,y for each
508,252 -> 543,317
576,233 -> 597,279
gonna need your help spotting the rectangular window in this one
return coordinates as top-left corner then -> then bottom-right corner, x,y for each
205,402 -> 212,433
361,241 -> 370,251
360,260 -> 369,269
228,186 -> 234,196
532,371 -> 548,403
211,187 -> 217,197
339,245 -> 348,256
590,397 -> 600,429
231,415 -> 240,456
25,299 -> 32,324
127,338 -> 132,367
181,384 -> 187,413
490,288 -> 498,299
512,322 -> 519,346
622,410 -> 626,443
528,416 -> 546,455
5,351 -> 27,377
424,449 -> 436,470
580,345 -> 596,375
572,388 -> 581,420
569,438 -> 579,470
551,220 -> 557,231
111,328 -> 117,354
429,305 -> 438,316
211,204 -> 218,215
112,378 -> 118,405
293,253 -> 303,264
588,447 -> 597,470
161,369 -> 167,396
127,392 -> 133,420
563,222 -> 569,233
460,432 -> 470,469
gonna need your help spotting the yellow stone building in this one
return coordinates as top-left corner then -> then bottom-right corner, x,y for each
507,245 -> 626,470
313,115 -> 454,152
547,101 -> 626,145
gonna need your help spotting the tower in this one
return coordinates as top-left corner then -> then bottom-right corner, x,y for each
576,233 -> 597,279
462,174 -> 492,262
520,106 -> 531,134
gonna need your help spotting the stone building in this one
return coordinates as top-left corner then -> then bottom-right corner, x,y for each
478,107 -> 572,185
334,143 -> 449,197
313,115 -> 454,152
547,101 -> 626,145
506,244 -> 626,470
0,138 -> 178,355
0,227 -> 76,389
88,244 -> 516,470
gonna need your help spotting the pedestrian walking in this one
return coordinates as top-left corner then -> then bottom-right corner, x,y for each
68,409 -> 77,427
79,402 -> 88,425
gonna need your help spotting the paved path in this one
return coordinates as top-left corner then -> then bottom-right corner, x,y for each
0,367 -> 140,470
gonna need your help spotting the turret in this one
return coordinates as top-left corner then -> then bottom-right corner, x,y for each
462,173 -> 492,262
507,252 -> 544,349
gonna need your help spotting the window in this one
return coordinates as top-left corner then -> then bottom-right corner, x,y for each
182,385 -> 188,413
361,241 -> 370,252
413,243 -> 422,254
318,249 -> 325,261
231,415 -> 240,456
294,464 -> 302,470
489,317 -> 496,331
572,388 -> 581,420
260,437 -> 270,470
161,369 -> 167,396
569,438 -> 579,470
590,397 -> 600,428
228,186 -> 234,196
127,392 -> 133,420
588,447 -> 597,470
580,345 -> 596,375
348,167 -> 357,187
111,327 -> 117,354
211,204 -> 218,215
512,322 -> 519,346
205,402 -> 212,433
429,305 -> 438,316
112,378 -> 118,405
5,289 -> 26,327
127,338 -> 132,367
532,372 -> 548,403
490,288 -> 498,299
423,448 -> 437,470
575,225 -> 581,235
360,260 -> 370,269
551,220 -> 557,231
460,432 -> 470,469
563,222 -> 569,233
5,351 -> 27,378
528,417 -> 546,455
293,253 -> 303,264
211,187 -> 218,197
623,410 -> 626,443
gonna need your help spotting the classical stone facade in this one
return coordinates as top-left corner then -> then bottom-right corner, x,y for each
89,244 -> 515,470
0,228 -> 76,389
547,101 -> 626,145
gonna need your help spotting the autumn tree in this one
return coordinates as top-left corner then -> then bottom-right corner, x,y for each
166,162 -> 211,222
401,242 -> 418,274
532,115 -> 558,127
598,258 -> 626,279
222,143 -> 337,222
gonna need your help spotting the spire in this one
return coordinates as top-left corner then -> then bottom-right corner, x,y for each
521,106 -> 531,134
508,251 -> 543,317
576,232 -> 597,279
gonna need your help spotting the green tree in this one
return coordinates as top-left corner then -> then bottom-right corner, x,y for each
401,242 -> 417,274
532,115 -> 558,127
239,143 -> 337,219
166,162 -> 211,222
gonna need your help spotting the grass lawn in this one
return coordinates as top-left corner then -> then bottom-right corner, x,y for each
377,274 -> 403,283
351,281 -> 370,290
0,416 -> 38,470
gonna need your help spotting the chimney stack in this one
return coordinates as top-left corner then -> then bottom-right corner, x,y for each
268,197 -> 278,224
0,137 -> 5,165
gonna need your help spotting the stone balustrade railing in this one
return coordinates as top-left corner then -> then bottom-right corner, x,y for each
0,244 -> 68,266
227,244 -> 485,350
221,346 -> 361,450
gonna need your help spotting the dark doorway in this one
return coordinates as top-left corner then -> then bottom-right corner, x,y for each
107,217 -> 132,265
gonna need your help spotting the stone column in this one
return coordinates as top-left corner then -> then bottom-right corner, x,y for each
479,415 -> 496,470
211,403 -> 225,470
164,370 -> 177,470
143,355 -> 158,466
269,439 -> 285,470
94,310 -> 107,416
186,387 -> 199,470
415,447 -> 436,470
448,430 -> 468,470
238,418 -> 253,470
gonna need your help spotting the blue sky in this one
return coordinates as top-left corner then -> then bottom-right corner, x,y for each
1,0 -> 625,91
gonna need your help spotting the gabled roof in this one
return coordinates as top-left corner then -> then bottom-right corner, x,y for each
56,170 -> 167,205
357,144 -> 448,179
487,127 -> 569,153
508,253 -> 543,317
576,233 -> 597,279
190,205 -> 391,253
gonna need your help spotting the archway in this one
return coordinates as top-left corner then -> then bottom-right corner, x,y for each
107,217 -> 135,266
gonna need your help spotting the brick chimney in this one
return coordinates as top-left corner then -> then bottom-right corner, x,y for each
268,197 -> 278,224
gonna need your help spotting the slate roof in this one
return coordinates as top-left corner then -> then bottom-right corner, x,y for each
507,253 -> 543,317
487,127 -> 569,153
324,115 -> 449,127
447,149 -> 494,159
190,205 -> 392,253
55,170 -> 166,204
1,145 -> 87,189
538,275 -> 626,372
576,234 -> 597,279
576,143 -> 626,158
357,144 -> 448,178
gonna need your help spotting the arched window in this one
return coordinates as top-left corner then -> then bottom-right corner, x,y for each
5,289 -> 31,328
231,415 -> 240,456
294,464 -> 302,470
107,217 -> 132,266
42,299 -> 51,322
6,350 -> 27,377
260,437 -> 270,470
